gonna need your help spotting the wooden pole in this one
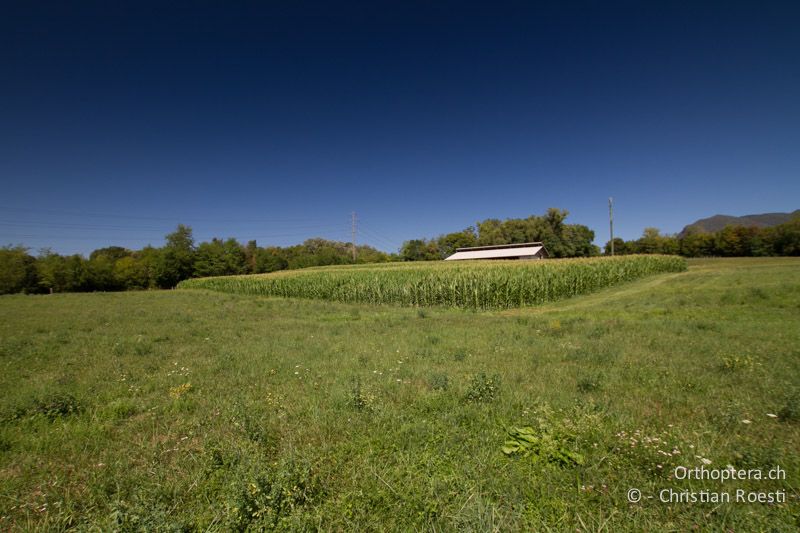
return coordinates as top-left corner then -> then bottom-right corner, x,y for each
609,197 -> 614,256
351,211 -> 357,262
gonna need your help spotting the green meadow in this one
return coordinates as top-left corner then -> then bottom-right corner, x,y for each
1,257 -> 798,531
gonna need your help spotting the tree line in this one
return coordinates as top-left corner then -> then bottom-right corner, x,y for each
0,225 -> 394,295
3,210 -> 798,295
400,208 -> 600,261
1,208 -> 601,294
604,217 -> 800,257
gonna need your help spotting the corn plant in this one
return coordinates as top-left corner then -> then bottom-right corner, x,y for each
177,255 -> 687,310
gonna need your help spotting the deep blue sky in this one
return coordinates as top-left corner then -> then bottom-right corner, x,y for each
2,1 -> 798,255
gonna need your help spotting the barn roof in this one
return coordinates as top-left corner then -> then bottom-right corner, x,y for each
444,242 -> 548,261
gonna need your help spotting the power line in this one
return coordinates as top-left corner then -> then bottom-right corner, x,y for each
0,205 -> 345,225
358,227 -> 400,252
0,209 -> 397,254
0,220 -> 342,233
0,221 -> 175,232
351,211 -> 357,261
357,220 -> 402,250
0,228 -> 352,243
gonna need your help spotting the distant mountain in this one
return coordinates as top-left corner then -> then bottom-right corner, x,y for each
680,210 -> 800,237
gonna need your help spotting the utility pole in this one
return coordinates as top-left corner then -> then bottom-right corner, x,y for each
351,211 -> 357,262
609,197 -> 614,256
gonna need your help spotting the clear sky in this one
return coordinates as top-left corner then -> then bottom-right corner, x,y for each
2,1 -> 798,255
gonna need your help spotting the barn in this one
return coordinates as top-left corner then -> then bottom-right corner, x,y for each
444,242 -> 549,261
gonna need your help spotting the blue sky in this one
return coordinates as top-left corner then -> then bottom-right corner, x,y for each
1,1 -> 798,255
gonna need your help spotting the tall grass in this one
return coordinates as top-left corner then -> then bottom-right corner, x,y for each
178,255 -> 687,309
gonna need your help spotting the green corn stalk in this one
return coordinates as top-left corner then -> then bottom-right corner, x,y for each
178,255 -> 687,310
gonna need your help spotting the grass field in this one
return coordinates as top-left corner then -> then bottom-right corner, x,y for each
177,255 -> 687,309
1,257 -> 799,531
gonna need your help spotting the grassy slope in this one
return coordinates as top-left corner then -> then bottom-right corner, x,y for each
0,258 -> 798,531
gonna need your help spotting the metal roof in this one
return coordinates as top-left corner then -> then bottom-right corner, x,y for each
445,244 -> 547,261
454,242 -> 544,252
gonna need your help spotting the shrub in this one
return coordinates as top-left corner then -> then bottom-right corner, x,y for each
502,426 -> 584,467
464,372 -> 501,403
29,393 -> 82,420
226,461 -> 323,530
428,373 -> 450,391
350,377 -> 375,411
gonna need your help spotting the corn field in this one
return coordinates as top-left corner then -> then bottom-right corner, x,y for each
177,255 -> 687,309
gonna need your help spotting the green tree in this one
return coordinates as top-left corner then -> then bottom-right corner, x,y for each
222,238 -> 247,274
37,249 -> 70,292
114,255 -> 149,289
64,255 -> 92,291
544,208 -> 568,234
436,228 -> 477,259
87,254 -> 120,290
637,228 -> 663,254
255,247 -> 288,273
715,226 -> 744,256
137,246 -> 163,288
562,224 -> 599,257
660,235 -> 680,255
90,246 -> 131,263
773,217 -> 800,255
355,244 -> 394,264
476,219 -> 506,246
157,225 -> 196,287
194,239 -> 228,277
749,227 -> 775,257
679,233 -> 715,257
400,239 -> 440,261
87,246 -> 132,290
0,246 -> 39,294
603,238 -> 629,255
244,240 -> 259,273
